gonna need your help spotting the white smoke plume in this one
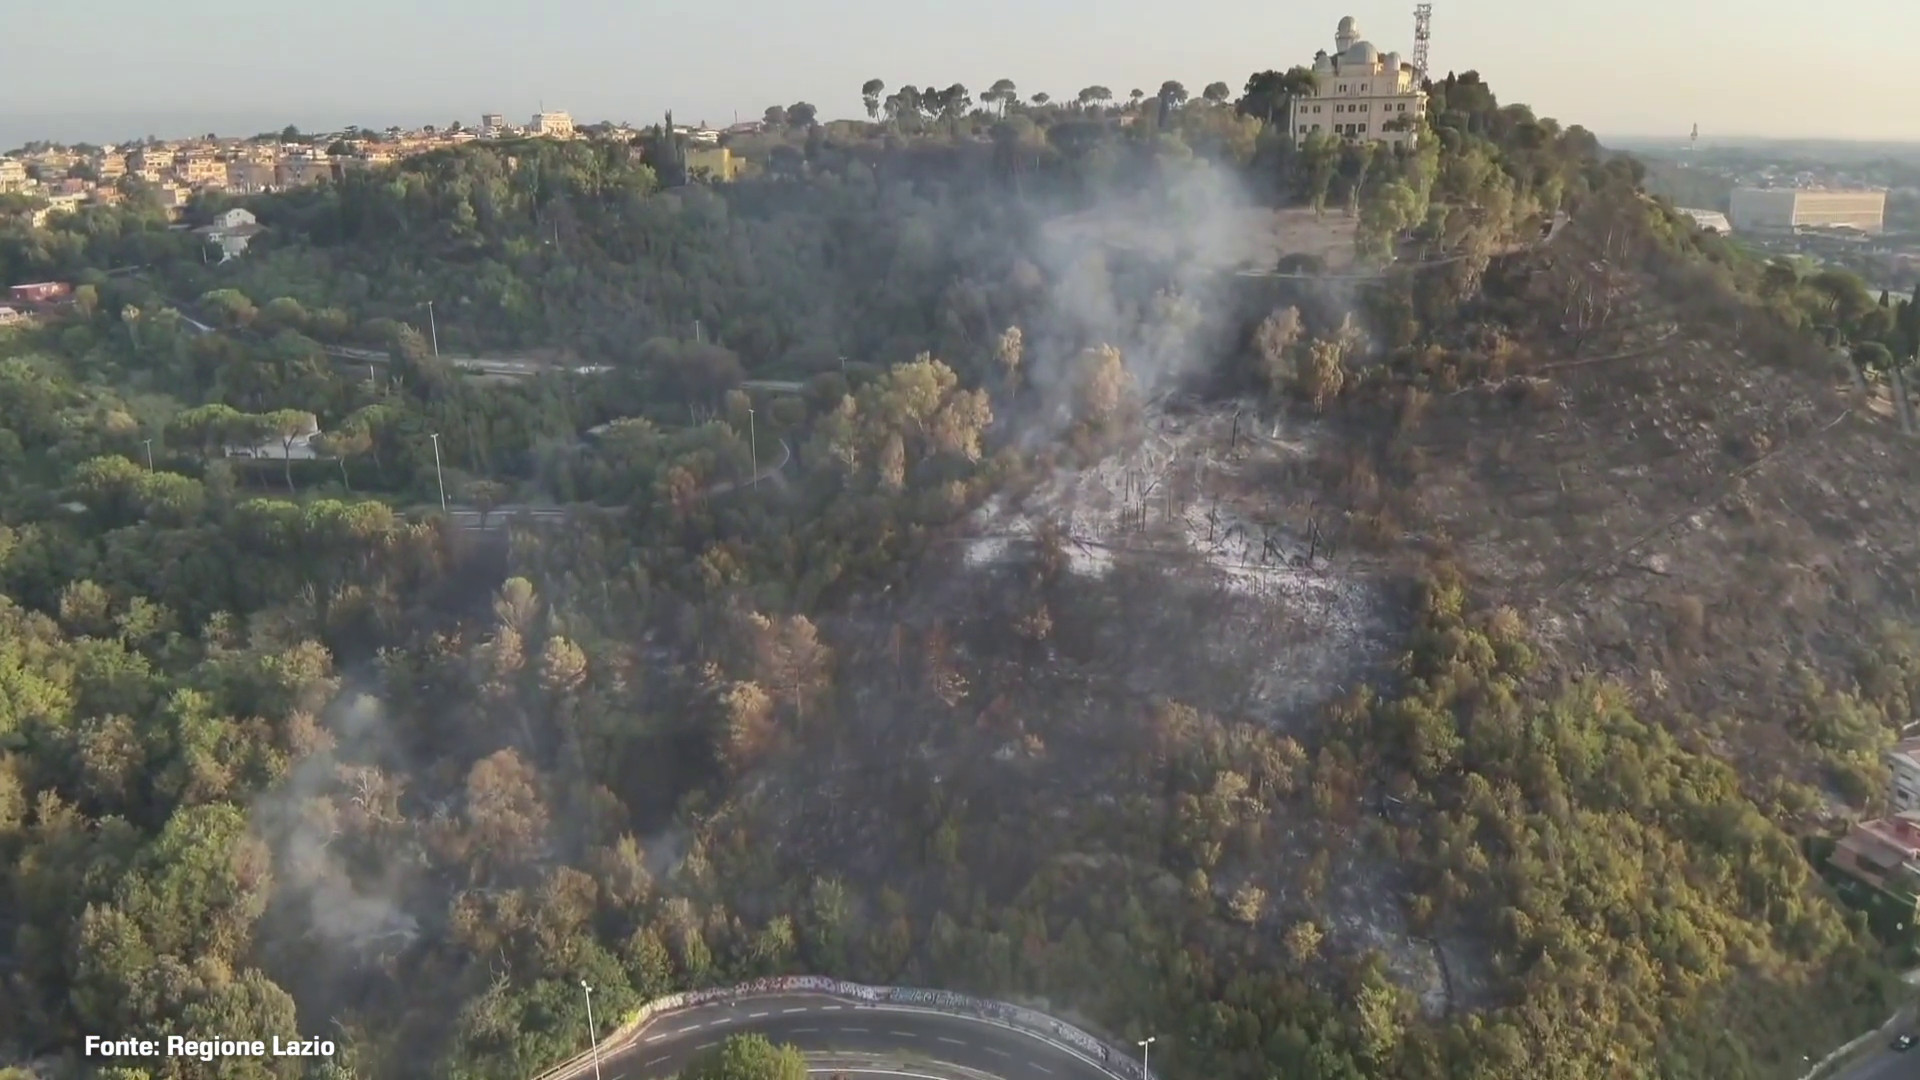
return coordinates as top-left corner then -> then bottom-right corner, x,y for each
1018,159 -> 1267,428
252,690 -> 421,957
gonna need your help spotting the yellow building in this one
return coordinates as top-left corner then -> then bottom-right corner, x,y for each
129,147 -> 174,181
1287,16 -> 1427,147
176,154 -> 225,186
684,146 -> 741,183
1729,187 -> 1886,233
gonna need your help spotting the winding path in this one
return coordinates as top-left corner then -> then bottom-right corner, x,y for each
551,995 -> 1120,1080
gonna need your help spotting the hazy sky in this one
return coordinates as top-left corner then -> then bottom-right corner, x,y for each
3,0 -> 1915,149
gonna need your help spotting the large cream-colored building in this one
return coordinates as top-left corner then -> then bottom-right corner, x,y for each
529,111 -> 575,138
1729,187 -> 1886,233
1287,16 -> 1426,147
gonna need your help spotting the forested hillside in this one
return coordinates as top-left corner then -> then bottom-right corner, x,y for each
2,67 -> 1918,1080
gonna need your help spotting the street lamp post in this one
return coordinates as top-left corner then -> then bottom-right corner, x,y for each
1138,1036 -> 1155,1079
428,432 -> 447,512
747,406 -> 758,489
423,300 -> 439,357
142,438 -> 154,472
581,981 -> 603,1080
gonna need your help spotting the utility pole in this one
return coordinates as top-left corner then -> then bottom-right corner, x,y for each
142,438 -> 154,472
581,981 -> 603,1080
429,432 -> 447,511
423,300 -> 439,357
1138,1036 -> 1155,1079
747,406 -> 759,488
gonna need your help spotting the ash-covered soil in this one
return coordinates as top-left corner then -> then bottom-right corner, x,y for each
714,396 -> 1457,1007
706,238 -> 1920,1020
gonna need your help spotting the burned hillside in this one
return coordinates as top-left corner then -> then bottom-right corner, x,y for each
1314,198 -> 1920,804
6,61 -> 1913,1080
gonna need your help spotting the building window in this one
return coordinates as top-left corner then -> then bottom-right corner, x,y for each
1299,126 -> 1308,134
1313,105 -> 1321,113
1338,84 -> 1347,92
1361,104 -> 1369,112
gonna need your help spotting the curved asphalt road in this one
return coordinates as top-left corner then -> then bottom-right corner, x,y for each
1835,1043 -> 1920,1080
592,995 -> 1117,1080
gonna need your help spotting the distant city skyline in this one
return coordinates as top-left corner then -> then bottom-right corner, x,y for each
7,109 -> 1917,158
2,0 -> 1915,152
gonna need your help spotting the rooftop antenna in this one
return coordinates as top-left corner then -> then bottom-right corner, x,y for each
1412,3 -> 1433,85
1689,122 -> 1699,151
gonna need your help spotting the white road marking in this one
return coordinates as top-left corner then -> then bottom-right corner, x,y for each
696,1041 -> 717,1050
1033,1066 -> 1053,1074
678,1023 -> 703,1032
985,1047 -> 1011,1057
751,1012 -> 770,1018
646,1056 -> 668,1067
843,1027 -> 870,1033
783,1008 -> 807,1014
889,1030 -> 918,1038
820,1005 -> 842,1011
937,1036 -> 965,1045
790,1027 -> 819,1034
644,1034 -> 666,1044
810,1060 -> 952,1068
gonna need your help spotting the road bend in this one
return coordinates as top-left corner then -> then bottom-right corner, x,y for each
582,995 -> 1116,1080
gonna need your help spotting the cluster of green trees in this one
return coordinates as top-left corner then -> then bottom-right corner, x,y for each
0,54 -> 1910,1080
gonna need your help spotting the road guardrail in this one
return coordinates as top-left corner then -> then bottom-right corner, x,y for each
526,977 -> 1156,1080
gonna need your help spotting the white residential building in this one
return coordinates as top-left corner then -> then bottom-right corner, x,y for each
1287,16 -> 1427,147
194,207 -> 264,262
1889,738 -> 1920,812
1677,208 -> 1733,233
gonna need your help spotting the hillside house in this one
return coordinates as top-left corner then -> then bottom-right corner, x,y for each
194,208 -> 264,261
9,281 -> 72,305
1829,812 -> 1920,914
1889,737 -> 1920,811
685,146 -> 741,183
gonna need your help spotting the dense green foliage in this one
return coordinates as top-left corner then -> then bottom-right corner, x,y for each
0,64 -> 1907,1080
679,1035 -> 806,1080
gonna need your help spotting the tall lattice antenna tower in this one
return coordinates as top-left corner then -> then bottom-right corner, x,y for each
1690,122 -> 1699,151
1412,3 -> 1433,85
